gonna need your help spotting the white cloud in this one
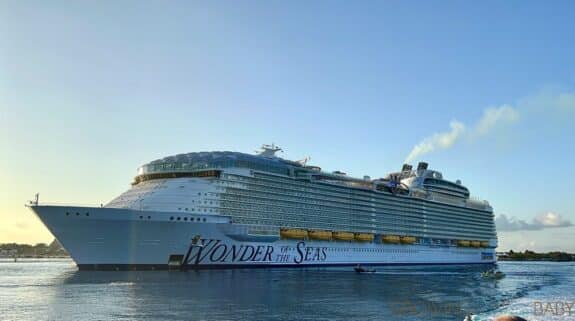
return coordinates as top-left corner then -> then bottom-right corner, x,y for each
475,104 -> 519,136
403,90 -> 574,162
404,105 -> 518,162
533,212 -> 572,228
522,90 -> 575,114
555,93 -> 575,112
496,212 -> 572,232
405,121 -> 465,163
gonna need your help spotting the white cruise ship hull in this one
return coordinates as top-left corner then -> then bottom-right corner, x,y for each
31,205 -> 496,270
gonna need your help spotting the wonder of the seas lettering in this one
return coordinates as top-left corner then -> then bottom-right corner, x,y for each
183,239 -> 329,265
293,241 -> 327,264
184,239 -> 275,265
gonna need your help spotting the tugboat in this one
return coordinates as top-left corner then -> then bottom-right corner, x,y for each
481,268 -> 505,280
354,264 -> 376,273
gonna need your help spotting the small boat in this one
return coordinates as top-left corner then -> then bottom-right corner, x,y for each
481,270 -> 505,280
354,265 -> 376,273
463,314 -> 477,321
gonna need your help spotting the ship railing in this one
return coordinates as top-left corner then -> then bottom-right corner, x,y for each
469,196 -> 489,204
27,201 -> 107,208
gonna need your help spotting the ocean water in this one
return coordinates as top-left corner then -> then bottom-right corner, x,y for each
0,259 -> 573,321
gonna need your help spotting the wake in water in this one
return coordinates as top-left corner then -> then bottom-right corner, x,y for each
0,260 -> 572,321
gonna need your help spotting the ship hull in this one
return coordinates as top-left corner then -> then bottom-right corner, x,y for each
30,205 -> 496,270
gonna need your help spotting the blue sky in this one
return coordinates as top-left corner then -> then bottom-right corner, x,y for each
1,1 -> 574,251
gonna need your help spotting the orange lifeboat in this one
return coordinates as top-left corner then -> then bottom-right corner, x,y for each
280,228 -> 308,240
354,233 -> 374,242
332,231 -> 354,241
308,230 -> 332,241
382,235 -> 400,244
400,236 -> 416,244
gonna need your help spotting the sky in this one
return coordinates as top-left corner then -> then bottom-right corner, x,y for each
1,1 -> 574,252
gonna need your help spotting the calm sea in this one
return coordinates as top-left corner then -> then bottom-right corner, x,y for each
0,259 -> 573,321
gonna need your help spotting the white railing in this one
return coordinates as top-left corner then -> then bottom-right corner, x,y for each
28,201 -> 105,208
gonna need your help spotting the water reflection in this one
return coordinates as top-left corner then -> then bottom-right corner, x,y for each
59,265 -> 501,321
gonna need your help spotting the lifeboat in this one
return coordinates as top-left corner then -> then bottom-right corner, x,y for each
354,233 -> 374,242
471,241 -> 481,248
332,231 -> 354,241
400,236 -> 416,244
382,235 -> 400,244
280,228 -> 308,240
480,241 -> 489,248
457,240 -> 470,247
308,230 -> 332,241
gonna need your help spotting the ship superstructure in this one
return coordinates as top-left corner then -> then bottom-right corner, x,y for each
29,145 -> 497,270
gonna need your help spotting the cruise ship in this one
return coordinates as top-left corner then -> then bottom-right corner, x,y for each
28,144 -> 497,270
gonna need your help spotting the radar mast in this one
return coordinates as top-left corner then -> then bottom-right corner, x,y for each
257,143 -> 283,157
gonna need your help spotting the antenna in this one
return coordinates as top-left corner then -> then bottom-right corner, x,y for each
257,144 -> 283,157
297,156 -> 311,166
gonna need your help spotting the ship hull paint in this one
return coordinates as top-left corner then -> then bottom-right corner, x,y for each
77,262 -> 496,271
31,205 -> 496,269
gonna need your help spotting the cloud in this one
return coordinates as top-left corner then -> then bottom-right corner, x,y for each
496,212 -> 572,232
555,93 -> 575,112
404,89 -> 574,162
404,104 -> 518,162
521,89 -> 575,114
475,104 -> 519,136
534,212 -> 572,228
405,121 -> 465,163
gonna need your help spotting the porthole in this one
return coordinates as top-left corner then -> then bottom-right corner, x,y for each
170,217 -> 174,220
76,212 -> 80,216
184,217 -> 188,221
140,216 -> 144,219
148,216 -> 151,219
203,218 -> 206,222
66,212 -> 70,216
177,217 -> 181,221
85,213 -> 89,216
